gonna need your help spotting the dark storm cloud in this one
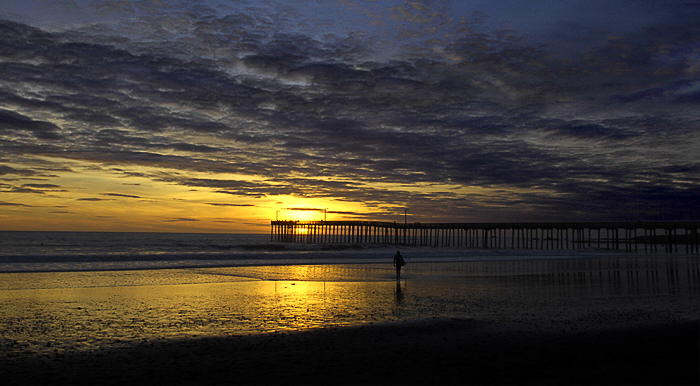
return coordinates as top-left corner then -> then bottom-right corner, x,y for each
162,143 -> 221,153
517,183 -> 700,222
20,148 -> 261,176
101,193 -> 141,198
0,201 -> 33,207
77,197 -> 112,201
22,183 -> 61,189
0,183 -> 46,194
0,109 -> 62,140
327,210 -> 363,215
1,1 -> 699,221
0,165 -> 38,176
164,175 -> 380,201
541,122 -> 638,141
91,129 -> 225,153
206,203 -> 255,207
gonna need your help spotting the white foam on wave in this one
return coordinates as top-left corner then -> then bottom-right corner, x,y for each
0,247 -> 625,273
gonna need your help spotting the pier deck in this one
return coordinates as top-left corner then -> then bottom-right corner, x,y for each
270,221 -> 700,252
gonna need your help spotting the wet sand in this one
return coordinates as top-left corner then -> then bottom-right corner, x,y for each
2,317 -> 698,385
2,257 -> 699,384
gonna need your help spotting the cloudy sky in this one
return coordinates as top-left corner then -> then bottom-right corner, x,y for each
1,0 -> 699,232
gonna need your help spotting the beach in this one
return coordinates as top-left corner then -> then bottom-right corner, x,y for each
1,248 -> 699,385
3,318 -> 698,385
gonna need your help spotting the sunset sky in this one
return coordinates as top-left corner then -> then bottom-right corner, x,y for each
1,0 -> 699,233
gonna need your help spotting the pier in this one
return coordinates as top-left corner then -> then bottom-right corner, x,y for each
270,221 -> 700,253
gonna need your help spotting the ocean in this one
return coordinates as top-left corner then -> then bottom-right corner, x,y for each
0,231 -> 393,272
0,230 -> 650,273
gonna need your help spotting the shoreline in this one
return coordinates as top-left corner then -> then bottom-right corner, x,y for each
0,248 -> 677,275
3,317 -> 698,385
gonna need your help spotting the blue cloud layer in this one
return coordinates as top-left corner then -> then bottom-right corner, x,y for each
1,1 -> 699,221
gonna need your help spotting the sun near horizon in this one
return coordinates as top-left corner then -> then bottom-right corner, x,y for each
1,158 -> 538,233
0,160 -> 400,233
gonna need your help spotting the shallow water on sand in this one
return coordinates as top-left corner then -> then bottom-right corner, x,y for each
1,255 -> 699,359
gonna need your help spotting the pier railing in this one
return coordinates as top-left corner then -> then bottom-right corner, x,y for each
270,220 -> 700,253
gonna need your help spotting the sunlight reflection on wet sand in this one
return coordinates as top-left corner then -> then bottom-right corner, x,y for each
0,267 -> 403,357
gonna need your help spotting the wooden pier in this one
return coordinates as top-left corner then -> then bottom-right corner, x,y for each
270,221 -> 700,253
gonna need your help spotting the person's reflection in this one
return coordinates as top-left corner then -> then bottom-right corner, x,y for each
394,280 -> 404,305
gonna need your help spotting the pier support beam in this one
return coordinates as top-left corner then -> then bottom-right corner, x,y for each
268,220 -> 700,253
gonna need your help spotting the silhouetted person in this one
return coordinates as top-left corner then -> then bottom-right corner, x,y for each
393,250 -> 405,280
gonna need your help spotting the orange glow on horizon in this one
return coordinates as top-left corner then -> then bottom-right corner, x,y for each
1,156 -> 534,233
0,159 -> 378,232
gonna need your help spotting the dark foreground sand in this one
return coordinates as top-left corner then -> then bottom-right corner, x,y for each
2,318 -> 698,385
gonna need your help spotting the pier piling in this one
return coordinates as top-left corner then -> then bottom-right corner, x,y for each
270,221 -> 700,252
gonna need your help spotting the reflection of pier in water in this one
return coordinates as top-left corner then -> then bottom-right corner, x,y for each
271,221 -> 700,252
415,257 -> 700,297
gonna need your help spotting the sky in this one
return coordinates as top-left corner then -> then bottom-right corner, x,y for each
1,0 -> 699,233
